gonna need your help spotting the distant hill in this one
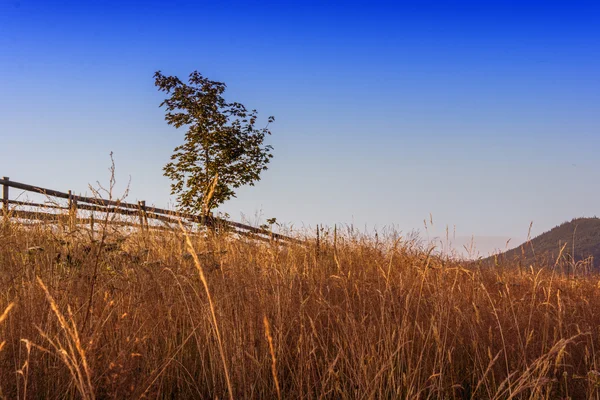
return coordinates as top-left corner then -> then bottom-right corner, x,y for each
486,217 -> 600,270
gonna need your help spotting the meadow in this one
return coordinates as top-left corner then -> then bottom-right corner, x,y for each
1,219 -> 600,399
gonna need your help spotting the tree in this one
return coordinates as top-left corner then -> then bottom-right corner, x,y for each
154,70 -> 274,218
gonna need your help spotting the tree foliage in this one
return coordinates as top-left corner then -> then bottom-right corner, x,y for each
155,70 -> 274,216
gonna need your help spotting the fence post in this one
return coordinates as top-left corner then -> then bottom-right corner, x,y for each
67,190 -> 72,229
68,190 -> 77,230
90,212 -> 95,238
2,177 -> 9,222
138,201 -> 148,233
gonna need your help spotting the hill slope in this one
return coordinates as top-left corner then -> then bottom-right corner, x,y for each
491,217 -> 600,270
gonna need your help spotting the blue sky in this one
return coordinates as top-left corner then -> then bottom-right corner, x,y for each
1,0 -> 599,247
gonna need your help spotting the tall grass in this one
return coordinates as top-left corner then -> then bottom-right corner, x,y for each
0,219 -> 599,399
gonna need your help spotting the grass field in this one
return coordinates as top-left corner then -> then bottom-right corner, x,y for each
1,219 -> 600,399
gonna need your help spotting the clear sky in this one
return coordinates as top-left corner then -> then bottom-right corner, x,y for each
1,0 -> 599,249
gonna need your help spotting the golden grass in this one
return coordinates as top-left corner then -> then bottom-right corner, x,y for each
1,220 -> 600,399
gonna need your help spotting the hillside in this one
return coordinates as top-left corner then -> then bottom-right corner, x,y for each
490,217 -> 600,270
4,221 -> 600,398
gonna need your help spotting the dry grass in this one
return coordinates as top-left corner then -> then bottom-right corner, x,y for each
1,219 -> 600,399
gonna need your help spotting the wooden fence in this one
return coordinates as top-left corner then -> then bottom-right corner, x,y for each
0,176 -> 302,245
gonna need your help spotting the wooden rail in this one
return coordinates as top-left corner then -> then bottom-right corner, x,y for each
0,176 -> 303,245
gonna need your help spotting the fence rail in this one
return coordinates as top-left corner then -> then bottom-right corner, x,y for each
0,176 -> 302,245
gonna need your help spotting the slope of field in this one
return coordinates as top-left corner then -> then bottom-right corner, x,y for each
491,217 -> 600,270
1,221 -> 600,398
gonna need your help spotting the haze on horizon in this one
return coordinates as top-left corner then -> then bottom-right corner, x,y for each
1,0 -> 599,254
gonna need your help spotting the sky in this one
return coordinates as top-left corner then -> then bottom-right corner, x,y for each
1,0 -> 599,255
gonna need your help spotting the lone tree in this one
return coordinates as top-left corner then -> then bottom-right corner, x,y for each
155,70 -> 274,219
